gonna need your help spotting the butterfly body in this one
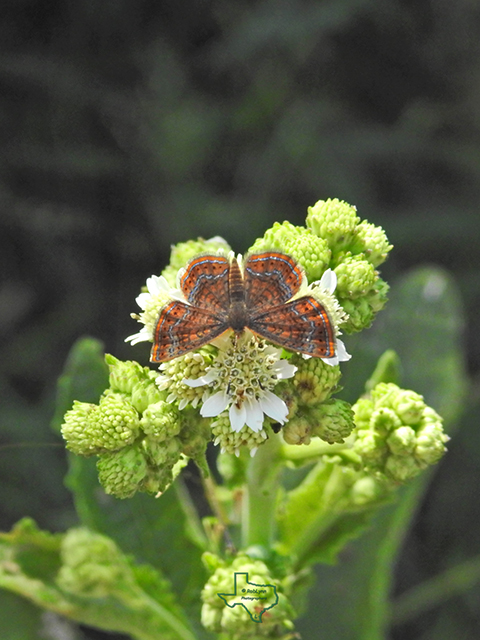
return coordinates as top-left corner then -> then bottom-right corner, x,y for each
151,252 -> 336,363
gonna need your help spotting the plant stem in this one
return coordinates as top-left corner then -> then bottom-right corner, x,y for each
242,432 -> 283,548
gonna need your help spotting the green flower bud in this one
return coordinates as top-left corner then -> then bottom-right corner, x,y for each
91,393 -> 141,451
105,354 -> 145,395
384,454 -> 421,483
310,399 -> 356,444
140,401 -> 180,441
161,237 -> 231,286
306,198 -> 360,252
97,444 -> 148,499
61,401 -> 100,456
211,413 -> 267,456
57,528 -> 134,597
130,379 -> 164,414
352,382 -> 448,483
353,431 -> 387,468
201,555 -> 295,637
350,220 -> 393,267
370,407 -> 402,434
338,277 -> 389,333
290,353 -> 342,406
415,422 -> 449,465
352,397 -> 374,430
282,414 -> 312,445
334,254 -> 377,299
249,221 -> 331,282
391,388 -> 426,426
386,426 -> 416,455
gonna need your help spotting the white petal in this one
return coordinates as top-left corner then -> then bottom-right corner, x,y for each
182,370 -> 216,388
274,360 -> 297,379
244,401 -> 264,432
336,339 -> 351,361
125,329 -> 151,345
320,268 -> 337,293
200,391 -> 230,417
250,447 -> 258,457
178,398 -> 189,410
229,402 -> 247,432
259,390 -> 289,424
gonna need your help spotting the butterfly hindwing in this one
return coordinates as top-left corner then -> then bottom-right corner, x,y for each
244,252 -> 304,311
247,295 -> 336,358
151,300 -> 229,362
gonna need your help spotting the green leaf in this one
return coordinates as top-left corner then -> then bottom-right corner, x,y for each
0,518 -> 198,640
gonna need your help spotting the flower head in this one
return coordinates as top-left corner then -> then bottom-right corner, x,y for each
183,333 -> 297,433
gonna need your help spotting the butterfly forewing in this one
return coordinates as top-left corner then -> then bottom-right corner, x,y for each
180,254 -> 231,312
244,252 -> 304,311
151,300 -> 229,362
247,296 -> 336,358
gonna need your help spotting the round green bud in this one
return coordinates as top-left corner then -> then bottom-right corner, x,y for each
334,254 -> 377,299
338,277 -> 389,333
282,414 -> 312,445
353,431 -> 387,468
310,399 -> 356,444
306,198 -> 360,252
384,454 -> 421,483
130,379 -> 164,414
105,354 -> 146,395
91,393 -> 141,451
387,426 -> 416,456
290,354 -> 342,406
140,401 -> 181,441
97,444 -> 148,499
61,401 -> 101,456
249,221 -> 332,282
156,350 -> 214,410
350,220 -> 393,267
391,389 -> 426,426
370,407 -> 402,435
415,422 -> 449,465
352,397 -> 375,430
57,528 -> 134,597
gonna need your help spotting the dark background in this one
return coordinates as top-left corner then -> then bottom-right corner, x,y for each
1,1 -> 479,638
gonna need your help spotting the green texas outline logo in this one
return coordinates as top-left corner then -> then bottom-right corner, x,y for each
217,572 -> 279,623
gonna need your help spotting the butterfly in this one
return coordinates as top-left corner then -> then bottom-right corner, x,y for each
150,251 -> 336,363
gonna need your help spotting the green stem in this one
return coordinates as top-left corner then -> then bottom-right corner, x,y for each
242,433 -> 283,548
391,554 -> 480,626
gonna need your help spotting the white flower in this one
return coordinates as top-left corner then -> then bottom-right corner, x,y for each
125,275 -> 182,346
183,333 -> 297,433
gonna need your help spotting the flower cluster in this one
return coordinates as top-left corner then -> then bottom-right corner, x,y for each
201,553 -> 296,637
61,355 -> 211,498
352,382 -> 449,483
61,199 -> 397,493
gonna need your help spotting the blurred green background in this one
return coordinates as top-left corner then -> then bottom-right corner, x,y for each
0,1 -> 479,638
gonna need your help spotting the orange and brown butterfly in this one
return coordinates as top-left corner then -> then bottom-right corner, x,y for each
147,251 -> 348,365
